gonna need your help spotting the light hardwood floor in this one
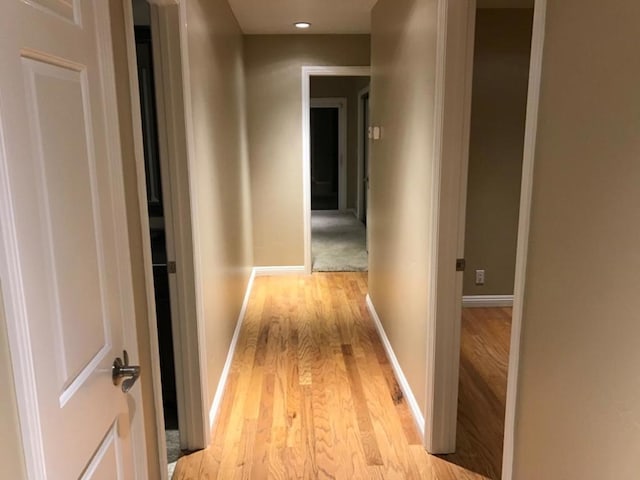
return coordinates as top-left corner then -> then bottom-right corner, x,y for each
173,273 -> 510,479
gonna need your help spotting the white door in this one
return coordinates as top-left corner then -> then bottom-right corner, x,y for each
0,1 -> 145,478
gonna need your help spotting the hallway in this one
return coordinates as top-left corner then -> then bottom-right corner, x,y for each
172,274 -> 508,479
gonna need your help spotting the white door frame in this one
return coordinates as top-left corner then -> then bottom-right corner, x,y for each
501,1 -> 547,477
121,2 -> 169,476
123,0 -> 208,476
302,66 -> 370,274
146,0 -> 208,453
425,0 -> 477,454
427,1 -> 548,479
356,85 -> 370,223
309,97 -> 348,211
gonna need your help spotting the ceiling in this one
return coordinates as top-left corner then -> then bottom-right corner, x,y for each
227,0 -> 378,34
227,0 -> 535,35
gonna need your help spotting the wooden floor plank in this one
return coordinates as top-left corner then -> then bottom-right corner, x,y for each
172,273 -> 509,480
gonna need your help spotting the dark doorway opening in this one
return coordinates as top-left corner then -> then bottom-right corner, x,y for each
134,23 -> 180,467
311,107 -> 340,210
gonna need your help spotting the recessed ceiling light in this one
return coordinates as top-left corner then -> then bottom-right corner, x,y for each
294,22 -> 311,29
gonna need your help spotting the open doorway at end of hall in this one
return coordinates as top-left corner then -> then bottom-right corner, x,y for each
310,75 -> 370,273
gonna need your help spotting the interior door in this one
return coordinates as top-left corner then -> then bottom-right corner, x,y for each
0,1 -> 144,478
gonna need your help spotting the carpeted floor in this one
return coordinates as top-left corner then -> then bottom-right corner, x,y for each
166,429 -> 180,478
312,211 -> 368,272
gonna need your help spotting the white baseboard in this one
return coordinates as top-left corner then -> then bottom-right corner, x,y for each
208,268 -> 256,429
462,295 -> 514,308
253,265 -> 306,276
365,294 -> 426,440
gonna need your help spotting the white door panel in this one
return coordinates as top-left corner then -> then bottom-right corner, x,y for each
0,1 -> 142,478
80,424 -> 126,480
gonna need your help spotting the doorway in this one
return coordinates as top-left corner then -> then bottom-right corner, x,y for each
438,6 -> 535,479
301,67 -> 370,274
132,1 -> 182,474
310,98 -> 345,211
306,74 -> 371,273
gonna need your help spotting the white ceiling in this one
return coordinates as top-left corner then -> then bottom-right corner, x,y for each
227,0 -> 535,35
227,0 -> 378,34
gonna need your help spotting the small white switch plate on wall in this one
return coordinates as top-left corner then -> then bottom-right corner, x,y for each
475,269 -> 485,285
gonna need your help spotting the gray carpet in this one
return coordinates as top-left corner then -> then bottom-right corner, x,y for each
166,429 -> 180,478
312,211 -> 368,272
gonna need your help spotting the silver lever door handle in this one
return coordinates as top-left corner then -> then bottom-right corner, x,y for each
112,350 -> 141,393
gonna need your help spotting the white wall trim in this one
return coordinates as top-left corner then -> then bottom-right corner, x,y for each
122,1 -> 167,477
424,0 -> 477,455
310,97 -> 348,211
208,269 -> 256,428
253,266 -> 306,277
356,85 -> 369,222
502,1 -> 548,478
462,295 -> 514,308
147,0 -> 208,452
175,0 -> 212,449
148,1 -> 189,451
424,0 -> 448,455
302,66 -> 371,275
366,295 -> 426,440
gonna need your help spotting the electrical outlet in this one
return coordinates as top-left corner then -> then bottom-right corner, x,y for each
475,269 -> 485,285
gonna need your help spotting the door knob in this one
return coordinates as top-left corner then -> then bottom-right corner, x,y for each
112,350 -> 141,393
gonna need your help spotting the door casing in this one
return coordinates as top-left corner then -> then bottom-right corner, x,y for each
122,1 -> 209,477
356,85 -> 370,224
301,66 -> 370,274
428,2 -> 548,480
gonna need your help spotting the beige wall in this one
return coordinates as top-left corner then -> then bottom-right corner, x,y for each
368,0 -> 439,415
244,35 -> 370,266
463,9 -> 533,296
0,284 -> 26,479
310,76 -> 370,210
110,2 -> 161,477
513,0 -> 640,478
183,0 -> 254,410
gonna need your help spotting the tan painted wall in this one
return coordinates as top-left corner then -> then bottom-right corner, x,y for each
513,1 -> 640,478
0,284 -> 27,479
368,0 -> 439,415
310,76 -> 370,210
463,9 -> 533,296
244,35 -> 370,266
109,2 -> 160,477
183,0 -> 254,410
